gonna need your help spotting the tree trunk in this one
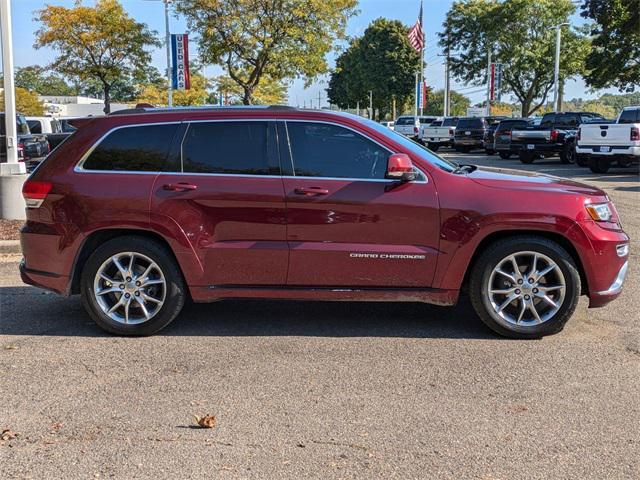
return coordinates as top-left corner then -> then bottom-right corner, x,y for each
103,83 -> 111,114
242,86 -> 254,105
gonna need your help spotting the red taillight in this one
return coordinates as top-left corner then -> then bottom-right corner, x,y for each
550,129 -> 559,142
414,126 -> 419,133
577,128 -> 581,141
22,181 -> 52,208
502,129 -> 511,137
449,128 -> 454,136
631,127 -> 639,141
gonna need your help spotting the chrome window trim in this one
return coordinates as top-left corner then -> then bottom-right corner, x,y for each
280,119 -> 428,183
74,121 -> 183,174
73,117 -> 428,184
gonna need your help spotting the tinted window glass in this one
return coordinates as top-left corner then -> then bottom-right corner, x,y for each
419,118 -> 434,124
182,121 -> 273,175
457,118 -> 483,129
430,120 -> 443,127
556,114 -> 579,127
83,124 -> 178,171
442,118 -> 458,127
395,117 -> 414,125
496,120 -> 529,131
541,113 -> 555,127
27,120 -> 42,133
287,122 -> 389,179
618,109 -> 638,124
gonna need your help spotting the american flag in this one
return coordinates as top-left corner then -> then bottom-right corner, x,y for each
407,2 -> 424,52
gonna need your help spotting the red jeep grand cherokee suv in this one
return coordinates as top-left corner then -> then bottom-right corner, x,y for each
20,107 -> 629,338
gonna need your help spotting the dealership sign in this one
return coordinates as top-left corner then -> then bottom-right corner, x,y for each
171,34 -> 190,90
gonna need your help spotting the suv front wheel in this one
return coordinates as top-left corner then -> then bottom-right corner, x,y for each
80,236 -> 186,335
469,236 -> 581,339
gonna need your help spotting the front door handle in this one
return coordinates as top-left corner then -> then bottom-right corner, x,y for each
163,182 -> 198,192
294,186 -> 329,196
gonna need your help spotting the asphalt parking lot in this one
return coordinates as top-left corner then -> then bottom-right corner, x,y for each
1,151 -> 638,479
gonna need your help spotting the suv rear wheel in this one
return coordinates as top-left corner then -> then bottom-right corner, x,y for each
469,236 -> 580,339
80,236 -> 186,335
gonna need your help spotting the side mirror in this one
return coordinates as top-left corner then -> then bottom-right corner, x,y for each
386,153 -> 416,182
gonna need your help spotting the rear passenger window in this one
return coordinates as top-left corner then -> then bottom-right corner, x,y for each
286,122 -> 389,179
181,121 -> 274,175
28,121 -> 42,134
83,124 -> 178,171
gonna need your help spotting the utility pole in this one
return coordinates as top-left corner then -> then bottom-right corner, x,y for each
369,90 -> 373,120
439,42 -> 451,117
164,0 -> 173,107
551,23 -> 569,112
485,48 -> 492,116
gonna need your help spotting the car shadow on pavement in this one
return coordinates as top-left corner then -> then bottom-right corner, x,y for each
0,286 -> 497,340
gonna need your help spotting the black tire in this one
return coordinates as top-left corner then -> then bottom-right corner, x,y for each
80,236 -> 186,336
519,151 -> 535,164
469,236 -> 581,339
461,146 -> 471,153
498,152 -> 511,159
427,143 -> 439,151
617,159 -> 632,168
588,157 -> 610,173
485,149 -> 495,155
576,154 -> 588,167
560,142 -> 576,164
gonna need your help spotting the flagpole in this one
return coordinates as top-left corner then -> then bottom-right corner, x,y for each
419,0 -> 424,116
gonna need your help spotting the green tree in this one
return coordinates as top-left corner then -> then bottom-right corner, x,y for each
0,87 -> 45,116
211,75 -> 289,105
10,66 -> 74,96
136,73 -> 211,106
327,18 -> 420,119
440,0 -> 590,117
175,0 -> 357,105
35,0 -> 159,113
581,0 -> 639,92
423,89 -> 471,116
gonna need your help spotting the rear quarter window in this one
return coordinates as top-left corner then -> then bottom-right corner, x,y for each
82,123 -> 179,171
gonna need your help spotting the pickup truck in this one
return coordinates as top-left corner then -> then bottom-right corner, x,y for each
1,113 -> 50,166
26,116 -> 74,150
576,106 -> 639,173
419,116 -> 459,151
394,115 -> 437,139
511,111 -> 606,164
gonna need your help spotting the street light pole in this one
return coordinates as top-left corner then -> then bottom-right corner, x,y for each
551,23 -> 569,112
0,0 -> 23,174
164,0 -> 173,107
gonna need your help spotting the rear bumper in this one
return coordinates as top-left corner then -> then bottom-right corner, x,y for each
454,137 -> 483,147
576,145 -> 640,156
20,260 -> 70,295
512,143 -> 563,155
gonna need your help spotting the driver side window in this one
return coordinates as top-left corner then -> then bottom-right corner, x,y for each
285,122 -> 390,179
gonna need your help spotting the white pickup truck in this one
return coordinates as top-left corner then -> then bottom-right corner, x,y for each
577,106 -> 640,173
419,116 -> 459,151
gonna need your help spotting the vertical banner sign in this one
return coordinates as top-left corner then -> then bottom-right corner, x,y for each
171,34 -> 190,90
489,62 -> 496,101
416,76 -> 422,112
495,64 -> 503,102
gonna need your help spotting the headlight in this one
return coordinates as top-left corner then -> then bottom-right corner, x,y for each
585,202 -> 613,222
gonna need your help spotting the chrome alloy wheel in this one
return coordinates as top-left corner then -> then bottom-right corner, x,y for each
93,252 -> 166,325
486,251 -> 566,327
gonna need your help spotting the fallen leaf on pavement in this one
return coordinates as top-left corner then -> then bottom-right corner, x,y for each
1,429 -> 18,441
3,345 -> 18,350
194,414 -> 216,429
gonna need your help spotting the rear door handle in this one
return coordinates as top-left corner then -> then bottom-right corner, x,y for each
294,186 -> 329,196
163,182 -> 198,192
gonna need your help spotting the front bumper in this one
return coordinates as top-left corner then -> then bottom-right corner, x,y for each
588,261 -> 629,308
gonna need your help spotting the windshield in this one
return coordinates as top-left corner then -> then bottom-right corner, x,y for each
363,118 -> 457,173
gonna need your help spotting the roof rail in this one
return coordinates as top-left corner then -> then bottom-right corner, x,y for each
108,105 -> 299,116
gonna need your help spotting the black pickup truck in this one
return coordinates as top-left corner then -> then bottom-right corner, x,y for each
1,113 -> 50,166
511,112 -> 606,164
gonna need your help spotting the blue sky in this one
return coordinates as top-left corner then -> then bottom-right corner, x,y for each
6,0 -> 613,107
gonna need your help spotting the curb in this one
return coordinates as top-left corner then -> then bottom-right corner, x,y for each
0,240 -> 21,255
